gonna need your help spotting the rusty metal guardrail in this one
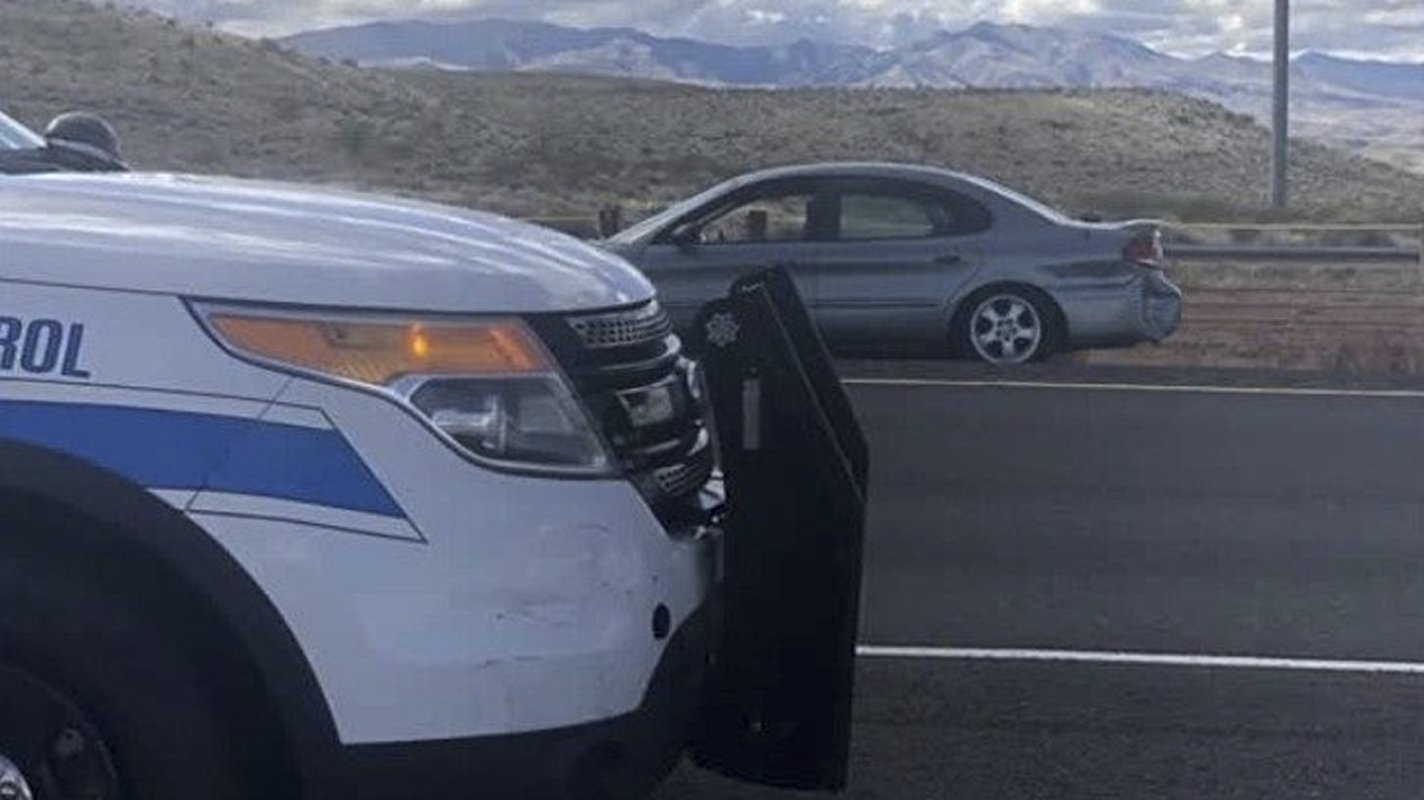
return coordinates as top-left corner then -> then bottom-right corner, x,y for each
525,211 -> 1424,266
1165,223 -> 1423,265
1166,244 -> 1420,262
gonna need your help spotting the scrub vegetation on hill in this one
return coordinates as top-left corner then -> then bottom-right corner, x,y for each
3,0 -> 1422,224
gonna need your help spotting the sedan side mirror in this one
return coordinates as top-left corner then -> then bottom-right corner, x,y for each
43,112 -> 127,171
669,224 -> 702,250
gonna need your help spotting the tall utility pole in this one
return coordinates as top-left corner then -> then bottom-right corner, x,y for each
1272,0 -> 1290,210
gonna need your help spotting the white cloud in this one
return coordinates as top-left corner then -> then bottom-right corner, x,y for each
121,0 -> 1424,60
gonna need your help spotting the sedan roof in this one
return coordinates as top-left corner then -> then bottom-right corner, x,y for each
610,162 -> 1069,245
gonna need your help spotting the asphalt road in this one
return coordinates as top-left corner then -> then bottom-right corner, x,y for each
657,365 -> 1424,799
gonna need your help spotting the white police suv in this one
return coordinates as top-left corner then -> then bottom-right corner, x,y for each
0,110 -> 812,800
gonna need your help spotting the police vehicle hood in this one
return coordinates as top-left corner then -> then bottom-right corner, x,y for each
0,172 -> 654,313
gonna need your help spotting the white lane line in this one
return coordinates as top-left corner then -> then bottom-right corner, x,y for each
843,378 -> 1424,400
857,646 -> 1424,675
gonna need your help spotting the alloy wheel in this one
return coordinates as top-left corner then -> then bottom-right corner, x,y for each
970,294 -> 1043,364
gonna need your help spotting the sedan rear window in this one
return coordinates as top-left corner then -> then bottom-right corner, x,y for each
836,184 -> 992,241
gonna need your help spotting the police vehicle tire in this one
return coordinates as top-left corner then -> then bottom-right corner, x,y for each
0,548 -> 252,800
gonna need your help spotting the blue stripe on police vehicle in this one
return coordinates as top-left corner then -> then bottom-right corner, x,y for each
0,317 -> 402,519
0,401 -> 403,518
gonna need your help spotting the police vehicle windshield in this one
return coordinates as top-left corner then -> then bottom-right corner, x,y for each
0,111 -> 43,151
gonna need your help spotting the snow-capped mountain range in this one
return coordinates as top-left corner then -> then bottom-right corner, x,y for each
282,19 -> 1424,171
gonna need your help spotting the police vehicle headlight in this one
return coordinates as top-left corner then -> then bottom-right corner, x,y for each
404,376 -> 608,472
199,307 -> 613,475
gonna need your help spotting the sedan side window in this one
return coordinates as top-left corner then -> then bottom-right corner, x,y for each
836,182 -> 994,241
696,191 -> 817,245
839,193 -> 940,241
937,190 -> 994,236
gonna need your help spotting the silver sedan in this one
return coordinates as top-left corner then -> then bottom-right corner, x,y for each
605,163 -> 1183,364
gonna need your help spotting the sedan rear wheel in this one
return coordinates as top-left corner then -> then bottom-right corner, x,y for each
963,290 -> 1053,365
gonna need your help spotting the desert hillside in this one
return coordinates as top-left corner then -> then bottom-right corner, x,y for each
3,0 -> 1420,223
402,70 -> 1424,222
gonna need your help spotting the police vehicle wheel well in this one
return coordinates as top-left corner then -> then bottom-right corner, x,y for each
0,441 -> 340,795
0,491 -> 301,792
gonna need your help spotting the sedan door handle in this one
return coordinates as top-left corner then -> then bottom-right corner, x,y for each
935,254 -> 963,266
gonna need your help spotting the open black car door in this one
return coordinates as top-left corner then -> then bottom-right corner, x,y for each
729,267 -> 868,495
691,267 -> 869,791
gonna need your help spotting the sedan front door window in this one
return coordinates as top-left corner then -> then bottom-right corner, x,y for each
693,187 -> 824,245
633,182 -> 830,331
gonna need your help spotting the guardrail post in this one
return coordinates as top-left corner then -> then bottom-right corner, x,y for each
597,205 -> 624,238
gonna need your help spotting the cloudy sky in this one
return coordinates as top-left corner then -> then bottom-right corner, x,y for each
126,0 -> 1424,61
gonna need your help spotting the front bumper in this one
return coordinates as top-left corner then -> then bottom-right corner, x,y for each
325,599 -> 716,800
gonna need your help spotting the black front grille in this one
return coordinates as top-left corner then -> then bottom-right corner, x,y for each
529,302 -> 715,524
567,302 -> 674,350
654,453 -> 714,497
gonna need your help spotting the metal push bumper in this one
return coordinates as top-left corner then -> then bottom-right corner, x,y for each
689,267 -> 869,791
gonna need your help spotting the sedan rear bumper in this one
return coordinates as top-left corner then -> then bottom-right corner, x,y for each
1141,269 -> 1184,341
1060,266 -> 1183,349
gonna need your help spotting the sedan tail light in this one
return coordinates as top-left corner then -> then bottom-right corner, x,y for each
1123,229 -> 1166,267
